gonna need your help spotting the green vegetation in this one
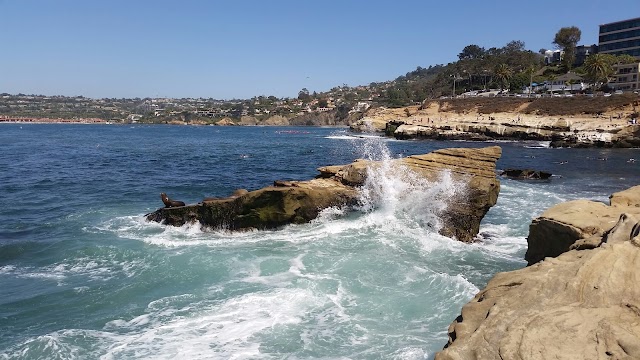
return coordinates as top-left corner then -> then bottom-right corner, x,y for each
425,93 -> 639,116
2,24 -> 638,122
553,26 -> 582,71
375,40 -> 543,107
581,53 -> 638,86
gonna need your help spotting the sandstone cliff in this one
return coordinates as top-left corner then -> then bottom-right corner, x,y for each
147,146 -> 501,242
436,185 -> 640,360
351,95 -> 640,148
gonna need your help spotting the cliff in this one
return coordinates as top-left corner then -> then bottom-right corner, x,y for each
351,95 -> 640,148
436,185 -> 640,360
146,146 -> 502,242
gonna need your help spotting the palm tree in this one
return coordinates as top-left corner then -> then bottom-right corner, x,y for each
526,65 -> 537,96
583,54 -> 613,87
494,63 -> 513,91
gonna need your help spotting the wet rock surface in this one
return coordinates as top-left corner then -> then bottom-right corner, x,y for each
147,146 -> 502,242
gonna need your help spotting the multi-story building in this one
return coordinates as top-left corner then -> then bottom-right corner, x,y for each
574,44 -> 598,67
544,49 -> 563,65
598,17 -> 640,58
609,62 -> 640,91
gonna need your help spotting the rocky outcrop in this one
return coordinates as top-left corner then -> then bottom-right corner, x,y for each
288,109 -> 362,126
499,169 -> 552,180
549,125 -> 640,148
353,98 -> 640,148
147,178 -> 358,230
215,117 -> 236,126
436,185 -> 640,360
317,146 -> 502,241
525,185 -> 640,265
262,115 -> 290,126
146,146 -> 502,242
392,122 -> 640,147
238,115 -> 259,126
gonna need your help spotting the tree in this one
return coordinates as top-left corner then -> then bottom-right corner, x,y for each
553,26 -> 581,70
509,72 -> 529,93
583,54 -> 614,86
458,44 -> 485,60
504,40 -> 526,53
494,64 -> 513,91
614,54 -> 638,65
298,88 -> 311,102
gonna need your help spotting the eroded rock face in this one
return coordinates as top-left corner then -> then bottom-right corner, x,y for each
146,178 -> 359,230
317,146 -> 502,242
436,231 -> 640,360
525,185 -> 640,265
146,146 -> 502,242
436,185 -> 640,360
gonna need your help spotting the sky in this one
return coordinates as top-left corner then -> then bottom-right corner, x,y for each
0,0 -> 637,99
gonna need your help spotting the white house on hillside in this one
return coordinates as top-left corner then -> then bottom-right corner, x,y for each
543,73 -> 589,92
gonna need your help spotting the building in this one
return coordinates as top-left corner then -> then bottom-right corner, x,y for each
598,17 -> 640,58
544,49 -> 563,65
543,73 -> 589,93
574,44 -> 598,67
609,62 -> 640,91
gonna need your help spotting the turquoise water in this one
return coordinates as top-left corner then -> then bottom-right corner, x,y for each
1,124 -> 638,359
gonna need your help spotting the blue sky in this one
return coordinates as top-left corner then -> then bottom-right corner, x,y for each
0,0 -> 636,99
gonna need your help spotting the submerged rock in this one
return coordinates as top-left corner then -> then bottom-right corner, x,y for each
146,146 -> 502,242
436,185 -> 640,360
499,168 -> 552,180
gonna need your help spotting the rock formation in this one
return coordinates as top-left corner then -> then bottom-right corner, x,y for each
525,185 -> 640,265
215,117 -> 236,126
389,121 -> 640,148
148,178 -> 358,230
436,185 -> 640,360
499,169 -> 552,180
146,146 -> 502,242
350,97 -> 640,148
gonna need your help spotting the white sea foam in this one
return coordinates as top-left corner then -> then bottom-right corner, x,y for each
324,134 -> 362,140
0,256 -> 150,288
102,288 -> 323,359
391,347 -> 428,360
1,288 -> 324,359
523,141 -> 551,148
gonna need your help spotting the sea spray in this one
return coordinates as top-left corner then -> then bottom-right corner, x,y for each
355,135 -> 465,235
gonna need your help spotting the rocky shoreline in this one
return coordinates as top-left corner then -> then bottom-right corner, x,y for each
147,146 -> 502,243
147,144 -> 640,358
435,185 -> 640,359
351,96 -> 640,148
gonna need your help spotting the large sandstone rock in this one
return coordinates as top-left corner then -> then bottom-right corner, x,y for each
436,222 -> 640,360
436,186 -> 640,360
147,179 -> 358,230
525,185 -> 640,265
317,146 -> 502,242
215,117 -> 236,126
262,115 -> 289,126
147,146 -> 502,242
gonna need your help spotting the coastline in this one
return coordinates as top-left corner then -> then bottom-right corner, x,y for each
351,96 -> 640,147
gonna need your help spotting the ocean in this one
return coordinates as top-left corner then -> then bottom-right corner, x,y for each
1,124 -> 638,359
